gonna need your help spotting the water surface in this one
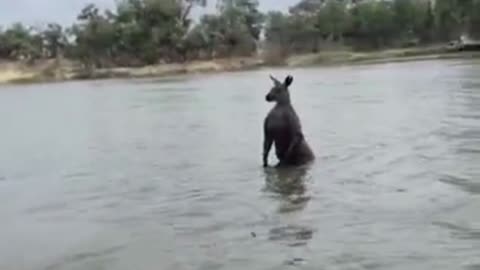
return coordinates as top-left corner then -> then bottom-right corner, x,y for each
1,59 -> 480,270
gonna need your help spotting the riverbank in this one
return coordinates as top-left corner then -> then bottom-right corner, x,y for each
1,45 -> 479,85
0,57 -> 265,84
286,45 -> 480,66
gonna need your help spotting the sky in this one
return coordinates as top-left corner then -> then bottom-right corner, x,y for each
0,0 -> 298,27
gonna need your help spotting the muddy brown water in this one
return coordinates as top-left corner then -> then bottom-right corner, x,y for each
1,59 -> 480,270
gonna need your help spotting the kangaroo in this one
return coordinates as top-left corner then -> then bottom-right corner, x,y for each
263,75 -> 315,167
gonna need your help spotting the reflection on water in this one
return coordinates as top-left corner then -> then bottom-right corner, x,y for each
433,221 -> 480,240
263,165 -> 312,213
263,165 -> 314,248
439,174 -> 480,194
268,224 -> 314,247
45,245 -> 125,270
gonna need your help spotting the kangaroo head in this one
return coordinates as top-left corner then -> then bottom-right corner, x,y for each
266,75 -> 294,105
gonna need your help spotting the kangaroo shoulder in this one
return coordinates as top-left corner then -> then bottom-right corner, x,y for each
265,108 -> 286,129
285,107 -> 302,129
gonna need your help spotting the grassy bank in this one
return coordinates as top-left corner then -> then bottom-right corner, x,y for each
0,57 -> 265,84
1,45 -> 478,85
286,45 -> 480,66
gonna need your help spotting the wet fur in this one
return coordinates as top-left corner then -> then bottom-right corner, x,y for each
263,75 -> 314,167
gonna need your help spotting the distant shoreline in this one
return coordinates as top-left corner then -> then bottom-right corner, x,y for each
1,46 -> 479,85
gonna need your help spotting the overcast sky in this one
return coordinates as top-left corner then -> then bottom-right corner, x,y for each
0,0 -> 297,27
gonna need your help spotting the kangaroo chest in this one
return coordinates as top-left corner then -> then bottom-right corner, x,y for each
265,107 -> 298,139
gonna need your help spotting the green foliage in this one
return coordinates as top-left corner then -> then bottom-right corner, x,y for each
467,0 -> 480,38
1,0 -> 480,67
183,0 -> 263,58
265,0 -> 480,53
264,11 -> 290,45
42,23 -> 67,58
351,1 -> 396,48
433,0 -> 463,40
218,0 -> 264,40
316,0 -> 351,41
68,4 -> 117,68
0,23 -> 42,61
63,0 -> 262,65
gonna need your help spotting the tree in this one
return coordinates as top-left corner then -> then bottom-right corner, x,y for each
112,0 -> 207,63
185,0 -> 263,58
315,0 -> 351,42
0,23 -> 42,61
69,4 -> 117,68
466,0 -> 480,38
264,11 -> 290,46
3,0 -> 480,68
434,0 -> 463,40
42,23 -> 66,58
350,1 -> 396,48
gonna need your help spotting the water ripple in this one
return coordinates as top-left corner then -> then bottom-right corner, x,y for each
439,174 -> 480,194
2,60 -> 480,270
268,225 -> 315,247
45,245 -> 125,270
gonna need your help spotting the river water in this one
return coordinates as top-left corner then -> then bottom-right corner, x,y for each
1,59 -> 480,270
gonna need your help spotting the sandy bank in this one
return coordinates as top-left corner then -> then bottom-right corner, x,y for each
1,46 -> 478,85
286,46 -> 480,67
0,57 -> 264,85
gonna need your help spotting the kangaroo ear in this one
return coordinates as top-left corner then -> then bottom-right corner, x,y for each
284,75 -> 293,87
269,75 -> 281,86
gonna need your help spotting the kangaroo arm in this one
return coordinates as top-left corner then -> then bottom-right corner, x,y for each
263,124 -> 273,167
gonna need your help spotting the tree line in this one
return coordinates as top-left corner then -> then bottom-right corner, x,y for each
0,0 -> 479,68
